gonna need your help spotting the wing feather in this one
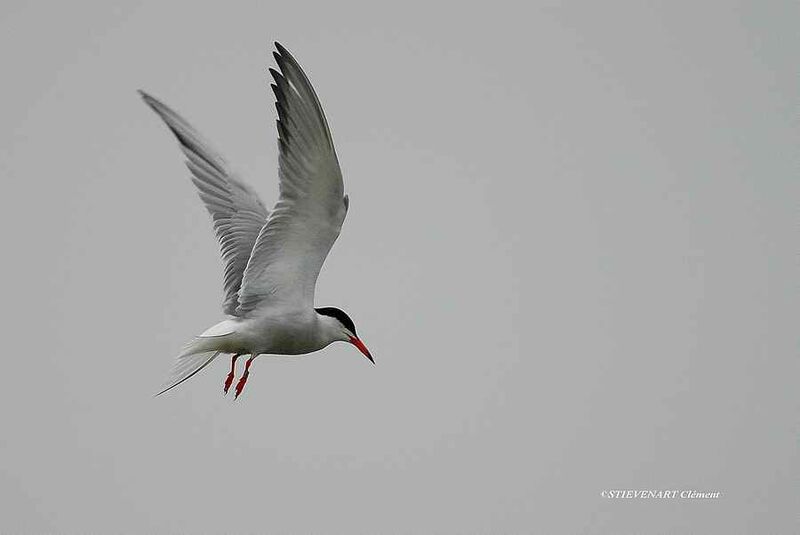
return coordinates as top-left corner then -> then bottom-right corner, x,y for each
139,91 -> 269,316
236,43 -> 348,315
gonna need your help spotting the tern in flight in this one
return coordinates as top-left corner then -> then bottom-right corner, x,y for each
141,42 -> 373,399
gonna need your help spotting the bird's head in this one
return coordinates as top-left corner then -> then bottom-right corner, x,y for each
315,307 -> 374,364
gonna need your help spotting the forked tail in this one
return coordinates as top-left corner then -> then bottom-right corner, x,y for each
155,339 -> 223,396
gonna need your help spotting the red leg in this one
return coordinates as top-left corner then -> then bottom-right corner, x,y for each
223,354 -> 240,395
234,355 -> 256,400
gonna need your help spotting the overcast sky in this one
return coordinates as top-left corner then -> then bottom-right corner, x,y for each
0,1 -> 796,533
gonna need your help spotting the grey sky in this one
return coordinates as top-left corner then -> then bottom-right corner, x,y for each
0,1 -> 796,533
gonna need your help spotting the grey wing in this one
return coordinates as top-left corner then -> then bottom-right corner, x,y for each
139,91 -> 269,316
236,42 -> 348,315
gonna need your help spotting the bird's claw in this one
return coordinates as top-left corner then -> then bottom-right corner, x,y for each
223,372 -> 235,395
223,354 -> 240,396
234,371 -> 249,400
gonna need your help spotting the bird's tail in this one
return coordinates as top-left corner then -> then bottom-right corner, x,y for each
155,338 -> 222,396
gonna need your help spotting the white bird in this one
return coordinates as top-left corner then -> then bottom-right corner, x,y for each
141,42 -> 373,399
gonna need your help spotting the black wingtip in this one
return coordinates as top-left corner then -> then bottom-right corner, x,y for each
274,42 -> 299,66
270,83 -> 281,104
138,89 -> 162,111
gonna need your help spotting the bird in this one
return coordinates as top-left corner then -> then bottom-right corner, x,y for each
140,42 -> 373,399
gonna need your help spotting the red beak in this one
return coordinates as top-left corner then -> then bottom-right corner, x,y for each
349,336 -> 374,364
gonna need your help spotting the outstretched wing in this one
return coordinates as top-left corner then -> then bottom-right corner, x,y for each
140,91 -> 269,316
236,42 -> 348,315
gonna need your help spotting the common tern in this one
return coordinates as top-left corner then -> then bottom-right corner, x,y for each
141,42 -> 373,399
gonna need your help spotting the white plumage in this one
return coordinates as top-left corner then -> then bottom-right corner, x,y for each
141,42 -> 372,399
